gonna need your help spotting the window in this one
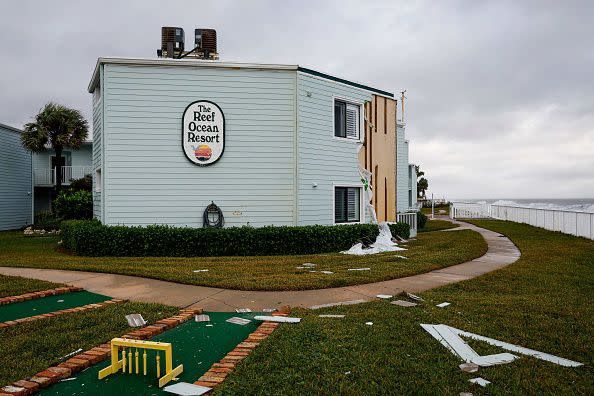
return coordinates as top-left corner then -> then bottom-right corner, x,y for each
95,168 -> 102,192
335,187 -> 361,223
334,100 -> 360,139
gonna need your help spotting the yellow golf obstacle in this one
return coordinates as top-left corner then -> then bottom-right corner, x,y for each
98,338 -> 183,387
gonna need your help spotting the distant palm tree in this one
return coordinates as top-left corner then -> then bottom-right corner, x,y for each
22,103 -> 89,193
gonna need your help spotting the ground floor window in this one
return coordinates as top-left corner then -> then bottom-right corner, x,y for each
335,186 -> 361,223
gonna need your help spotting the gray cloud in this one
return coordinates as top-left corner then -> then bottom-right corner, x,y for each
1,0 -> 592,199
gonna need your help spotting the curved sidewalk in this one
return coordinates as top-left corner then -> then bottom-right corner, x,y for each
0,220 -> 520,311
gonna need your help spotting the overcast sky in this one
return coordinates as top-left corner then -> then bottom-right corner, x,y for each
1,0 -> 593,199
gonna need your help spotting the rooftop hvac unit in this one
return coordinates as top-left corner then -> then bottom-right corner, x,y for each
195,29 -> 217,54
159,27 -> 185,58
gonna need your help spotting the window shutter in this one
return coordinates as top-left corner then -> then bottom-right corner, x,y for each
346,104 -> 359,139
347,188 -> 359,221
335,188 -> 346,223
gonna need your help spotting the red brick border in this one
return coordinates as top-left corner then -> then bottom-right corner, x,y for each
0,287 -> 83,306
0,299 -> 125,329
193,306 -> 290,389
0,308 -> 202,396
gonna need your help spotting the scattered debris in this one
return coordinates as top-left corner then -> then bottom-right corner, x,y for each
262,308 -> 277,313
23,226 -> 60,236
295,266 -> 306,270
60,378 -> 76,382
344,371 -> 351,375
459,392 -> 473,396
394,255 -> 409,259
469,377 -> 490,387
205,324 -> 213,327
459,362 -> 479,373
192,269 -> 209,273
302,263 -> 316,268
310,299 -> 367,309
365,322 -> 373,326
236,308 -> 252,313
391,300 -> 417,307
422,324 -> 584,368
125,314 -> 147,327
163,382 -> 211,395
436,302 -> 451,308
342,222 -> 407,255
195,314 -> 210,322
226,317 -> 251,326
320,271 -> 334,274
376,294 -> 393,299
61,348 -> 83,360
406,292 -> 424,302
318,314 -> 345,318
254,315 -> 301,323
308,270 -> 318,273
348,268 -> 371,271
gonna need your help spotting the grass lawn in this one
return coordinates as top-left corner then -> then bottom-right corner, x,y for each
419,219 -> 459,233
0,300 -> 178,385
421,206 -> 450,216
0,274 -> 64,298
215,220 -> 594,395
0,230 -> 486,291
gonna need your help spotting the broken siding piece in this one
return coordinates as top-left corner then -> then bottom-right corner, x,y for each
253,315 -> 301,323
452,328 -> 584,368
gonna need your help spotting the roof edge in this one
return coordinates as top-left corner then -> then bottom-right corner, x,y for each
88,57 -> 299,92
0,122 -> 22,134
298,67 -> 394,98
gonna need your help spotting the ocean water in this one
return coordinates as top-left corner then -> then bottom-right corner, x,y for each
452,199 -> 594,213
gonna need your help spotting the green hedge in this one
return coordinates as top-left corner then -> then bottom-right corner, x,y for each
388,222 -> 410,239
417,212 -> 428,230
61,220 -> 380,257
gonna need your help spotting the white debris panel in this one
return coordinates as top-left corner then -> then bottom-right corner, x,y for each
341,222 -> 407,255
421,324 -> 583,368
253,315 -> 301,323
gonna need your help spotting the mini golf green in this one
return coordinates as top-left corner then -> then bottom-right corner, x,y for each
39,312 -> 261,395
0,291 -> 111,323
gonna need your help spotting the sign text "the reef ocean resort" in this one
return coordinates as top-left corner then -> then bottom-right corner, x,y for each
182,100 -> 225,166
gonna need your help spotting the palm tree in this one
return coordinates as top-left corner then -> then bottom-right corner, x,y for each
22,103 -> 89,193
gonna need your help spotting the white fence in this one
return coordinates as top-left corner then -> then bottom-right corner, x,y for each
397,212 -> 418,238
491,205 -> 594,240
450,202 -> 491,219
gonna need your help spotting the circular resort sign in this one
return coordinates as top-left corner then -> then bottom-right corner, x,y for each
182,100 -> 225,166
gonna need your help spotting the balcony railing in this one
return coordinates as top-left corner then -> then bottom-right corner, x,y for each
34,166 -> 92,186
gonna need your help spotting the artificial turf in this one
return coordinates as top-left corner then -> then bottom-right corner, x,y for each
0,290 -> 110,322
0,274 -> 64,298
0,301 -> 179,385
214,220 -> 594,395
38,312 -> 260,396
0,229 -> 486,291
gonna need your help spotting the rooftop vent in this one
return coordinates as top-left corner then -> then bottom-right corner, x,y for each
157,27 -> 219,60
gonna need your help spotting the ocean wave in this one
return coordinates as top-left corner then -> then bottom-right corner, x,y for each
491,200 -> 594,213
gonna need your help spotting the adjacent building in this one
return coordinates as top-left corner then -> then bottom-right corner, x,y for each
88,57 -> 417,227
32,142 -> 93,213
0,123 -> 33,230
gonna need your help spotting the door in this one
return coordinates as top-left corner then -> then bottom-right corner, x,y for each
51,156 -> 65,184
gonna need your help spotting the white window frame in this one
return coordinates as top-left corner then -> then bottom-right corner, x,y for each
332,95 -> 364,143
332,183 -> 365,224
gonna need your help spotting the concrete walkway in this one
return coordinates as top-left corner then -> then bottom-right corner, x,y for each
0,220 -> 519,312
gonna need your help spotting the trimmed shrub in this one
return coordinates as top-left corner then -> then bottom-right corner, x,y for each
33,210 -> 61,231
388,222 -> 410,239
417,211 -> 428,230
61,220 -> 380,257
53,190 -> 93,220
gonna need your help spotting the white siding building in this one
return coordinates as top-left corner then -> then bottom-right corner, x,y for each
0,123 -> 33,230
88,58 -> 412,227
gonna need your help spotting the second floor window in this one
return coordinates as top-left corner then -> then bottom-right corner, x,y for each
334,100 -> 360,140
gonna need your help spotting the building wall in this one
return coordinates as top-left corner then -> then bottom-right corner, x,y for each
358,95 -> 397,222
92,79 -> 103,221
396,124 -> 409,213
32,145 -> 93,169
296,72 -> 372,225
0,124 -> 32,230
101,64 -> 296,227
